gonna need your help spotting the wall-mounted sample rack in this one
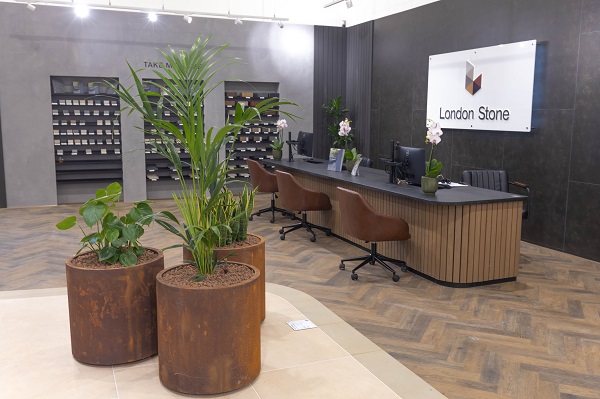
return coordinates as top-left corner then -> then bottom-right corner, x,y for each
51,76 -> 122,188
224,81 -> 280,182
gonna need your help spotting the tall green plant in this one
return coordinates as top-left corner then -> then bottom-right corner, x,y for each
108,36 -> 296,280
323,96 -> 350,148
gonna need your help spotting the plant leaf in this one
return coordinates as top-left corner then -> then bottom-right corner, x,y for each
98,246 -> 117,262
56,216 -> 77,230
119,251 -> 137,266
82,202 -> 108,227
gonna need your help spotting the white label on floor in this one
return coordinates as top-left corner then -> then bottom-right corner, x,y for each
286,319 -> 317,331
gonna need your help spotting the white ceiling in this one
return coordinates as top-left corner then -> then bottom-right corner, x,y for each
2,0 -> 439,27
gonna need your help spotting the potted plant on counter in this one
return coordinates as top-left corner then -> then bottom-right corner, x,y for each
344,147 -> 362,174
109,36 -> 297,394
55,182 -> 164,365
323,95 -> 350,148
269,118 -> 287,160
421,119 -> 444,194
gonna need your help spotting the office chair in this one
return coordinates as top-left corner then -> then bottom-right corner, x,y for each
337,187 -> 411,282
461,170 -> 530,219
275,170 -> 332,242
359,157 -> 373,168
247,159 -> 292,223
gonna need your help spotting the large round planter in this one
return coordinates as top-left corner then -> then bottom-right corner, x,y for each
65,248 -> 164,365
157,263 -> 261,395
183,234 -> 266,321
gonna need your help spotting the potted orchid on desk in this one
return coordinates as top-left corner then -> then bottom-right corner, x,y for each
421,119 -> 444,194
270,118 -> 287,160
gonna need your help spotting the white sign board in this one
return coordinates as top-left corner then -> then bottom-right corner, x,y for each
426,40 -> 536,132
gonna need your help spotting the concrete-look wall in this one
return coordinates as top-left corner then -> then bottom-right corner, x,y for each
0,3 -> 314,206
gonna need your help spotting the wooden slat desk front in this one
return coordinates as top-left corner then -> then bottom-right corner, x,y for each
264,159 -> 525,286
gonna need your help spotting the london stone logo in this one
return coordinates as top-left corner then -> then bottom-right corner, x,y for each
465,61 -> 482,95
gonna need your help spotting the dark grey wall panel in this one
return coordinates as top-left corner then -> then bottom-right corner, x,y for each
0,107 -> 5,208
345,22 -> 373,158
313,26 -> 347,159
366,0 -> 600,261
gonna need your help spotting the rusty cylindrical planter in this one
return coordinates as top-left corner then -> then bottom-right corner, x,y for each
65,248 -> 164,365
183,234 -> 266,321
157,263 -> 261,395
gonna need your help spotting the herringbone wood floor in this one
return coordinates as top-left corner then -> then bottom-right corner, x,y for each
1,194 -> 599,399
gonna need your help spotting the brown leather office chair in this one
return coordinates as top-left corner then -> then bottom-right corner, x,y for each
461,169 -> 530,219
247,159 -> 292,223
275,170 -> 332,242
337,187 -> 411,282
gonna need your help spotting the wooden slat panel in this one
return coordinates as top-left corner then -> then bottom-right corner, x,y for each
285,168 -> 522,284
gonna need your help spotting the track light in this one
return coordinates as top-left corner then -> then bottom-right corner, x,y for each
234,18 -> 243,25
346,0 -> 353,8
278,21 -> 284,28
148,12 -> 157,22
26,3 -> 36,11
74,4 -> 89,18
184,15 -> 192,24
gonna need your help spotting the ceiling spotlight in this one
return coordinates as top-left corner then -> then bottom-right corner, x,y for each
74,4 -> 89,18
26,3 -> 36,11
234,18 -> 243,25
148,12 -> 158,22
184,15 -> 192,24
278,21 -> 284,28
346,0 -> 353,8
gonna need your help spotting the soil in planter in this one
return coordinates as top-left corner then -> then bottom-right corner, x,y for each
161,263 -> 255,288
217,234 -> 261,249
70,249 -> 159,269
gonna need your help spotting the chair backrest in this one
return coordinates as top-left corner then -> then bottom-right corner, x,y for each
462,170 -> 509,192
336,187 -> 410,242
359,157 -> 373,168
275,170 -> 332,212
247,159 -> 278,193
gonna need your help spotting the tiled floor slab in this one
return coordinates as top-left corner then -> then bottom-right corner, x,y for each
253,356 -> 400,399
0,285 -> 445,399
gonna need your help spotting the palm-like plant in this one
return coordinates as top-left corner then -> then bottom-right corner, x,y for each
109,36 -> 296,279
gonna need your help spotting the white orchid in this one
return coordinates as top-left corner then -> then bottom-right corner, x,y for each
338,118 -> 352,137
276,119 -> 288,131
425,119 -> 443,178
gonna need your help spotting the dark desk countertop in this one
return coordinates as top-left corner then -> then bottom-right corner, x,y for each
264,159 -> 525,206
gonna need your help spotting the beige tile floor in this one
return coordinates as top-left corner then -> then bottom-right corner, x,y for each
0,283 -> 445,399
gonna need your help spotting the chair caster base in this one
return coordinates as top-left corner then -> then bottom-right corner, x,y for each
280,235 -> 285,240
339,263 -> 345,270
249,216 -> 254,221
270,219 -> 275,223
392,274 -> 400,282
325,230 -> 332,236
400,264 -> 408,272
351,273 -> 358,281
278,228 -> 284,234
310,236 -> 316,242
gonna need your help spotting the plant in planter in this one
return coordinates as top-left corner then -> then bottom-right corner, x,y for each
422,119 -> 444,194
109,36 -> 297,394
344,147 -> 362,173
323,95 -> 350,148
55,182 -> 164,365
269,118 -> 287,160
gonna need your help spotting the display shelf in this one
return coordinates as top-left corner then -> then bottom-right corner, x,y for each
224,82 -> 280,182
51,76 -> 122,191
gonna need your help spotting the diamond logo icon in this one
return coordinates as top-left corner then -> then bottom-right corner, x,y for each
465,61 -> 482,95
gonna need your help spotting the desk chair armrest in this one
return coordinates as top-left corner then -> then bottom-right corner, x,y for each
509,181 -> 530,219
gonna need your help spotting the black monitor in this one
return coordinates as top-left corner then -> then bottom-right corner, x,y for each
297,131 -> 314,158
395,146 -> 426,186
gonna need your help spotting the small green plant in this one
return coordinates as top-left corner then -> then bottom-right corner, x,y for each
344,147 -> 361,161
270,119 -> 287,151
56,182 -> 154,266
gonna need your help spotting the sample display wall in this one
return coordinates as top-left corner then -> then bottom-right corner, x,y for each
0,3 -> 314,205
363,0 -> 600,261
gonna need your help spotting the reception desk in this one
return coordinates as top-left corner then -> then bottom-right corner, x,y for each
264,159 -> 525,287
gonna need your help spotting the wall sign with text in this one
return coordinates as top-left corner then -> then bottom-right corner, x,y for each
426,40 -> 537,132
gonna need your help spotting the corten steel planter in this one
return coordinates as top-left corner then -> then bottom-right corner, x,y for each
183,233 -> 266,321
156,263 -> 261,395
65,248 -> 164,365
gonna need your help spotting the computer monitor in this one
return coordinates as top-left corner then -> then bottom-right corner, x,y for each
297,131 -> 314,158
395,145 -> 426,185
